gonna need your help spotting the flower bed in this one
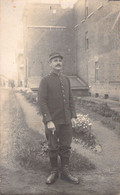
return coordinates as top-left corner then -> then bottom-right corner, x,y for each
76,97 -> 120,123
72,114 -> 102,152
15,87 -> 38,104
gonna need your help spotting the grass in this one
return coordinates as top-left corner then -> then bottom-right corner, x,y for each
70,150 -> 95,171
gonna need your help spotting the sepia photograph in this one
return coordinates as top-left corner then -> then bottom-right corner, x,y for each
0,0 -> 120,194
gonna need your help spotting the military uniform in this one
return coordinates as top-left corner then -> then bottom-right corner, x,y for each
38,72 -> 76,124
38,72 -> 76,158
38,52 -> 79,184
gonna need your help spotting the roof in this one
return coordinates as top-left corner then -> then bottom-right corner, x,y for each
68,76 -> 89,90
28,75 -> 89,91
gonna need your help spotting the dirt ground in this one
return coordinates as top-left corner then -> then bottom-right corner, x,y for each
0,88 -> 120,195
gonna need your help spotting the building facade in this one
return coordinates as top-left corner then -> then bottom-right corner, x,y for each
74,0 -> 120,99
22,0 -> 120,99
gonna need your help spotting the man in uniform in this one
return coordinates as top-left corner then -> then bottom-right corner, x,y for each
38,52 -> 79,185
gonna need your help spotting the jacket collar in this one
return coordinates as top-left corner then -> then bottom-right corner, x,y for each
50,70 -> 62,77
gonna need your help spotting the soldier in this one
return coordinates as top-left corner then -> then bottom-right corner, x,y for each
38,52 -> 79,185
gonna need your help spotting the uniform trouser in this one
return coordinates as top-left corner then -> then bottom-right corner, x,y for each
45,123 -> 73,158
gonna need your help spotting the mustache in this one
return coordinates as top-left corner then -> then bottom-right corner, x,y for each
55,64 -> 62,67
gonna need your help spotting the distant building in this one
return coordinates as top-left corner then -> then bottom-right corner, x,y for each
16,52 -> 25,87
22,0 -> 120,99
0,74 -> 9,87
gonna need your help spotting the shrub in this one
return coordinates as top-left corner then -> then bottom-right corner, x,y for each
72,114 -> 101,151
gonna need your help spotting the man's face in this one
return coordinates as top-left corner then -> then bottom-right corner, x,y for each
50,57 -> 63,71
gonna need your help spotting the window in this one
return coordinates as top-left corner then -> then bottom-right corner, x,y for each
85,31 -> 89,50
85,6 -> 88,18
85,0 -> 88,18
95,61 -> 99,81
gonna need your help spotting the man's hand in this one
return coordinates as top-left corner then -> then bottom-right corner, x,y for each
71,118 -> 76,128
47,121 -> 56,134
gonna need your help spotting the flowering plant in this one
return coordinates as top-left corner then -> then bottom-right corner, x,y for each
73,114 -> 92,133
72,114 -> 102,152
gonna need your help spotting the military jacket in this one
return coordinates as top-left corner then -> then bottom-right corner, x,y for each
38,72 -> 77,124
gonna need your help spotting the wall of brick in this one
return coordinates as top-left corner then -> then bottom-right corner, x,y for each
74,0 -> 120,99
23,3 -> 76,86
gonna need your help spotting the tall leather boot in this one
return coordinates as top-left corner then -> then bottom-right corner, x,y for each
46,157 -> 59,184
61,157 -> 79,184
